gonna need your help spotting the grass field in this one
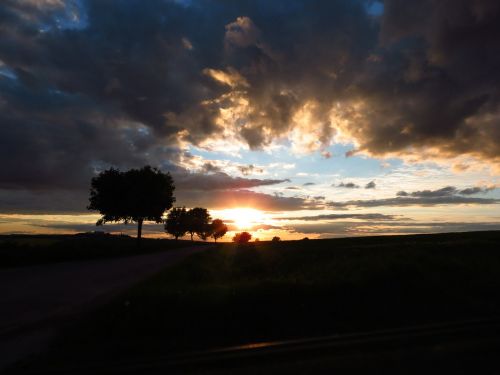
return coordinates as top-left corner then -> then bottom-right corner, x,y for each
0,234 -> 208,268
22,230 -> 500,369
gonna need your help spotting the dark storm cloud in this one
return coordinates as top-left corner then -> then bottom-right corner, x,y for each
0,189 -> 88,214
351,0 -> 500,160
0,0 -> 377,191
2,0 -> 500,215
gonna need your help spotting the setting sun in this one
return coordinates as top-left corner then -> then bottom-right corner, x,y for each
219,208 -> 265,230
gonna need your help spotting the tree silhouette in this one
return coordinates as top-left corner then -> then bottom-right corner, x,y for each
88,166 -> 175,244
210,219 -> 228,242
186,207 -> 211,241
165,207 -> 188,240
272,236 -> 281,242
233,232 -> 252,243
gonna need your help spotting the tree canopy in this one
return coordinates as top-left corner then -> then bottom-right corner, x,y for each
186,207 -> 211,241
88,166 -> 175,243
210,219 -> 228,242
164,207 -> 188,240
233,232 -> 252,243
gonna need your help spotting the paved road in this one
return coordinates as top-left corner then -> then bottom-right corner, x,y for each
0,246 -> 208,370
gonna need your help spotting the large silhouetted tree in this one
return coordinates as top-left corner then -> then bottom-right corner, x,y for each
210,219 -> 228,242
186,207 -> 211,241
165,207 -> 188,240
88,166 -> 175,245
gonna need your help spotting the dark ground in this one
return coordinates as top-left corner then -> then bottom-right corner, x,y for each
0,233 -> 207,268
5,231 -> 500,373
0,236 -> 210,371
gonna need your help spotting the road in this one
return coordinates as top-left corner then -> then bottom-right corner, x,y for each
0,246 -> 207,370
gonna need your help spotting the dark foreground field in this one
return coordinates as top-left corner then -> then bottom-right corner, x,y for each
8,231 -> 500,373
0,234 -> 207,267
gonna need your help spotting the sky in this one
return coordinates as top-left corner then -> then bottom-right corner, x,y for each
1,0 -> 499,240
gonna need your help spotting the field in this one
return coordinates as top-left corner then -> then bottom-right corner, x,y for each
0,234 -> 207,267
17,230 -> 500,371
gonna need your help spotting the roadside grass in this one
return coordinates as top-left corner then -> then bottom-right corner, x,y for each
0,234 -> 208,268
23,230 -> 500,369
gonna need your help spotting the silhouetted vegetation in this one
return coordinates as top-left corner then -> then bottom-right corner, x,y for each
88,166 -> 175,244
210,219 -> 228,242
164,207 -> 188,240
272,236 -> 281,242
164,208 -> 228,242
185,207 -> 211,241
30,231 -> 500,367
233,231 -> 252,243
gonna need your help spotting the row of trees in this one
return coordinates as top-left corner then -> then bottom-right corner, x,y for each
165,207 -> 228,242
88,166 -> 285,243
88,166 -> 229,243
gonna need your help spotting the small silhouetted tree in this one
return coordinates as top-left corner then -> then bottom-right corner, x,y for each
165,207 -> 188,240
186,207 -> 211,241
210,219 -> 228,242
198,223 -> 214,241
272,236 -> 281,242
233,232 -> 252,243
88,166 -> 175,245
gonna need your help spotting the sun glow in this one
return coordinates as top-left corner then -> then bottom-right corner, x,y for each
219,208 -> 265,229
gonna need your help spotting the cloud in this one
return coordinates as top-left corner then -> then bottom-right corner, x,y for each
365,181 -> 376,189
397,185 -> 497,198
329,183 -> 500,209
303,182 -> 316,186
397,186 -> 458,198
2,0 -> 500,215
173,171 -> 289,191
200,162 -> 222,174
277,213 -> 404,221
237,164 -> 264,176
224,16 -> 261,48
458,186 -> 496,195
288,221 -> 500,237
176,189 -> 322,211
0,168 -> 291,213
336,182 -> 360,189
203,67 -> 249,88
4,214 -> 499,238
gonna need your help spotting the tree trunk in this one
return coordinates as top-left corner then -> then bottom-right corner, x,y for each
137,218 -> 143,247
190,232 -> 194,241
214,237 -> 217,243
